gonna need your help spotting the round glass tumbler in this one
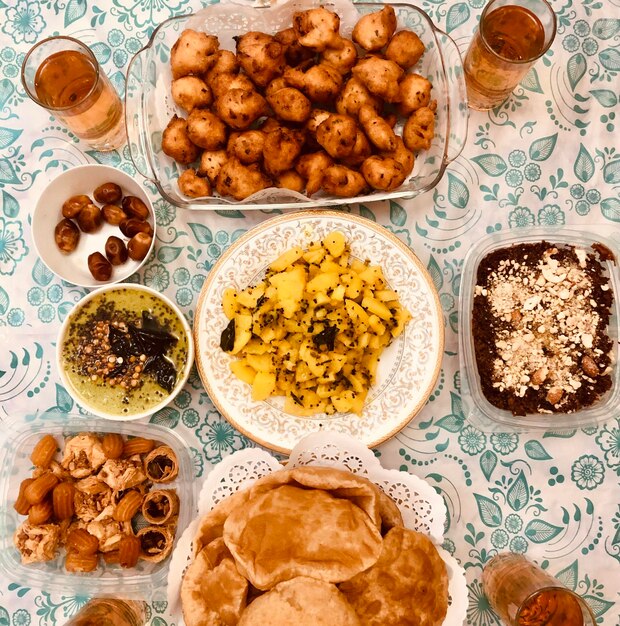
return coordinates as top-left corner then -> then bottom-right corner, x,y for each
463,0 -> 556,110
21,36 -> 126,151
483,553 -> 596,626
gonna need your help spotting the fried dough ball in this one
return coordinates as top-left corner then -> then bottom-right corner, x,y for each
162,115 -> 200,164
358,104 -> 397,151
187,109 -> 227,150
236,32 -> 286,88
361,155 -> 408,191
335,77 -> 381,118
171,76 -> 212,113
352,6 -> 397,52
265,76 -> 289,98
170,30 -> 219,79
228,130 -> 265,164
339,129 -> 372,167
305,108 -> 331,135
381,136 -> 415,177
205,50 -> 239,87
321,38 -> 357,75
399,73 -> 432,115
274,27 -> 315,66
259,117 -> 287,134
293,8 -> 342,52
263,128 -> 304,176
178,168 -> 212,198
274,170 -> 305,193
216,157 -> 271,200
296,151 -> 333,196
403,104 -> 436,152
210,73 -> 255,100
284,62 -> 343,105
198,150 -> 228,182
267,87 -> 312,123
216,88 -> 267,130
322,165 -> 368,197
316,114 -> 358,159
352,56 -> 403,103
386,30 -> 426,69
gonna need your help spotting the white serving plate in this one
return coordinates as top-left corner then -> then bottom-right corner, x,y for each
194,211 -> 444,453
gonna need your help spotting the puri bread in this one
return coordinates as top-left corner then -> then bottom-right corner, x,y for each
223,484 -> 383,589
182,538 -> 249,626
238,577 -> 361,626
339,526 -> 449,626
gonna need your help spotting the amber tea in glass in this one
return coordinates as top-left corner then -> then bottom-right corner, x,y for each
22,37 -> 125,151
483,553 -> 596,626
463,0 -> 556,110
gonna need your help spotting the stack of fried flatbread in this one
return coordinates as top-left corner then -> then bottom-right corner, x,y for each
181,466 -> 448,626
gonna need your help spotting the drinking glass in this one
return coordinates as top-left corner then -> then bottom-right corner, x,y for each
21,36 -> 126,151
463,0 -> 556,110
483,553 -> 596,626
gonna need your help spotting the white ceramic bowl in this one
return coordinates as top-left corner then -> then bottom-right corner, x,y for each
57,283 -> 194,421
32,164 -> 156,288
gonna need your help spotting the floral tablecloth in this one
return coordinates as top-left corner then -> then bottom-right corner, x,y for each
0,0 -> 619,624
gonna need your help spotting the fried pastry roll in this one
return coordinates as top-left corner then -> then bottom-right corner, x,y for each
142,489 -> 180,525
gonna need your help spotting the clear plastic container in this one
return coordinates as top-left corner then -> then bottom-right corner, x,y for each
459,227 -> 620,432
124,0 -> 468,210
0,413 -> 196,598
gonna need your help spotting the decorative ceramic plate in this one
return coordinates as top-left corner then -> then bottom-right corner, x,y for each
194,211 -> 444,453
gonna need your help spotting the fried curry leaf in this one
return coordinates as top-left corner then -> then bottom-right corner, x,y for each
220,319 -> 236,352
313,325 -> 338,351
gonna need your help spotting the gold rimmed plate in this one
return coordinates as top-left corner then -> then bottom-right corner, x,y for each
194,211 -> 444,453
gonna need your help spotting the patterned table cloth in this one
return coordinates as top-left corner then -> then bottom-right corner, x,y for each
0,0 -> 619,624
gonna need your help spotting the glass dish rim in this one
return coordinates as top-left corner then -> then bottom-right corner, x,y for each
124,0 -> 466,210
458,225 -> 620,431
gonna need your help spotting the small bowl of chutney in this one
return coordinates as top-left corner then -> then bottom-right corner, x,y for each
57,283 -> 194,420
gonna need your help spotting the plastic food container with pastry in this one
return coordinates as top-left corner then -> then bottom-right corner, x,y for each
0,413 -> 196,597
459,226 -> 620,432
124,0 -> 468,210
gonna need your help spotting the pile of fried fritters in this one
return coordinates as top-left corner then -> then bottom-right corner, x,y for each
162,5 -> 436,201
180,466 -> 448,625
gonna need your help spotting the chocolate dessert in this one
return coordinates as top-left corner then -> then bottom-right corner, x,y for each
472,242 -> 614,415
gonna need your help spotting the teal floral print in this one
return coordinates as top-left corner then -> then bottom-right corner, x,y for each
197,417 -> 249,463
508,206 -> 535,228
509,535 -> 528,553
595,420 -> 620,469
458,425 -> 487,456
571,454 -> 605,490
537,204 -> 565,226
490,432 -> 518,455
12,608 -> 30,625
1,0 -> 45,44
0,218 -> 27,275
144,263 -> 170,291
491,528 -> 509,548
466,580 -> 499,626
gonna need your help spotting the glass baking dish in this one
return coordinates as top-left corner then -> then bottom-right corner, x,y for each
0,413 -> 197,598
459,227 -> 620,432
125,0 -> 468,210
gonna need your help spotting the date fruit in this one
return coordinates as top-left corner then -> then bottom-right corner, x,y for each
122,196 -> 150,220
93,182 -> 122,204
77,203 -> 103,233
62,195 -> 91,219
127,232 -> 153,261
88,251 -> 113,281
105,236 -> 128,265
120,218 -> 154,238
54,219 -> 80,253
102,204 -> 128,226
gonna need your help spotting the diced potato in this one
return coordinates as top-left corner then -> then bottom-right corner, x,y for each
231,314 -> 252,354
345,299 -> 370,325
237,283 -> 266,309
252,371 -> 276,401
358,265 -> 386,287
270,265 -> 306,302
245,353 -> 273,372
375,289 -> 399,302
222,288 -> 240,319
303,248 -> 325,265
230,360 -> 256,385
306,272 -> 340,294
323,231 -> 346,257
269,246 -> 304,272
391,306 -> 412,337
320,260 -> 346,275
362,296 -> 392,321
331,284 -> 346,301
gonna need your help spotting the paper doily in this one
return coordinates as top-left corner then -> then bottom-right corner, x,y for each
167,432 -> 467,625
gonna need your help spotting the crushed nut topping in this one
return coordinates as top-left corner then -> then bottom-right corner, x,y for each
473,242 -> 613,415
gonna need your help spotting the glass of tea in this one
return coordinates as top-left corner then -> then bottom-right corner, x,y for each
463,0 -> 556,110
483,553 -> 596,626
21,36 -> 126,151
